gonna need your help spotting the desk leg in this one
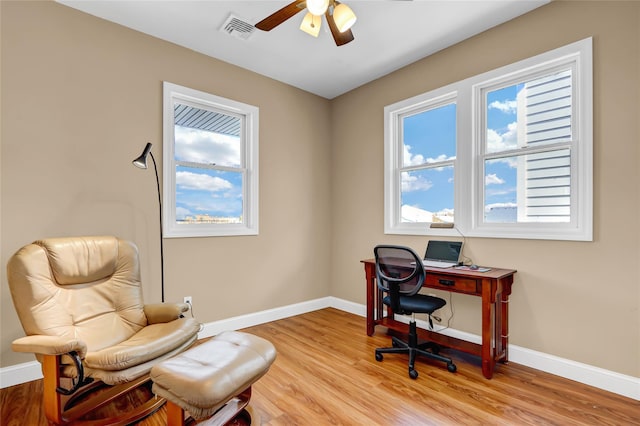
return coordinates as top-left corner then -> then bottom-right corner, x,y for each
502,295 -> 509,363
481,280 -> 496,379
494,288 -> 505,364
498,277 -> 513,364
365,262 -> 375,336
497,293 -> 509,363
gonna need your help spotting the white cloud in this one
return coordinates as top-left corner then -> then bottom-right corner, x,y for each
187,197 -> 240,215
401,205 -> 455,223
485,173 -> 505,185
487,121 -> 518,153
176,206 -> 191,220
176,171 -> 232,192
484,202 -> 517,212
401,205 -> 433,222
401,172 -> 433,192
489,99 -> 517,114
178,189 -> 242,214
485,186 -> 516,198
174,126 -> 240,168
403,145 -> 454,167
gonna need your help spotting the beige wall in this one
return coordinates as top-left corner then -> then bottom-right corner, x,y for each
331,0 -> 639,377
1,0 -> 638,380
0,1 -> 332,367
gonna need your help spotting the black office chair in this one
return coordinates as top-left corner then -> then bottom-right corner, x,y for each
374,245 -> 457,379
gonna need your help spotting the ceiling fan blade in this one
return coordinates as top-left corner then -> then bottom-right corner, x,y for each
325,6 -> 354,46
255,0 -> 306,31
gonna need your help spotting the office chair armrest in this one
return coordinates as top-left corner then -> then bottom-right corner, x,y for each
144,303 -> 189,324
12,335 -> 87,358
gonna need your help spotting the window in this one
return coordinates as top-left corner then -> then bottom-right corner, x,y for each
385,38 -> 592,241
163,82 -> 259,237
384,91 -> 458,234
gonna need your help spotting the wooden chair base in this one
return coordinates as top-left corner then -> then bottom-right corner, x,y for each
166,387 -> 256,426
43,355 -> 165,425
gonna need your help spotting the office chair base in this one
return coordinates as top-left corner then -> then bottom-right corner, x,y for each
375,334 -> 457,380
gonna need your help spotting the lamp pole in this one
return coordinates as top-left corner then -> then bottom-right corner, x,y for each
132,143 -> 165,303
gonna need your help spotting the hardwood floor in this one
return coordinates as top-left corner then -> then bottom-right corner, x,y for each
1,308 -> 638,425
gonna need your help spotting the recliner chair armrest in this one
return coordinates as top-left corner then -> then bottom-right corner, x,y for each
144,303 -> 189,324
12,335 -> 87,358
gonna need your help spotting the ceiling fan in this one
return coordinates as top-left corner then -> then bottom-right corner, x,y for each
254,0 -> 357,46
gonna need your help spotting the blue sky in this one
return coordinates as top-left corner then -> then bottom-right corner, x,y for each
173,85 -> 522,223
401,84 -> 522,220
484,85 -> 521,211
402,103 -> 456,213
174,126 -> 243,221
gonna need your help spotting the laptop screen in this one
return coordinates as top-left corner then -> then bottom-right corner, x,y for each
424,241 -> 463,263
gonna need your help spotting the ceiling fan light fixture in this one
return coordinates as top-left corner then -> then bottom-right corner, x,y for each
333,3 -> 357,33
306,0 -> 330,16
300,12 -> 321,37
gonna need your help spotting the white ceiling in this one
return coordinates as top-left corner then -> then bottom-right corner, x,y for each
56,0 -> 549,99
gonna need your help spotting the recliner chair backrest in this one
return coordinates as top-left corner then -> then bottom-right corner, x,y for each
7,236 -> 148,352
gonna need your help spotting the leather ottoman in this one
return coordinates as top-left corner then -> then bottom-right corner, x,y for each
150,331 -> 276,425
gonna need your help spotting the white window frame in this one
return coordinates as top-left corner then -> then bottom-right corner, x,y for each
384,88 -> 461,236
385,38 -> 592,241
163,82 -> 259,237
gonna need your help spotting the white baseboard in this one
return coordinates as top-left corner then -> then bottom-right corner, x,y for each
0,360 -> 43,388
507,344 -> 640,401
197,297 -> 334,338
2,297 -> 638,400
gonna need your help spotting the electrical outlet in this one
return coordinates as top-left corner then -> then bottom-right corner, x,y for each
183,296 -> 192,305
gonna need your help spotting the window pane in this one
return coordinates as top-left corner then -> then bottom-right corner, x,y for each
175,165 -> 243,224
486,69 -> 572,153
402,103 -> 456,166
401,166 -> 454,223
484,149 -> 571,223
174,104 -> 241,168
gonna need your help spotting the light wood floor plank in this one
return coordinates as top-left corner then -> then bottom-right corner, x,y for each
1,308 -> 637,425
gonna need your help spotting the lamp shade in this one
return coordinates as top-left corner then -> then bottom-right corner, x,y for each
300,12 -> 321,37
306,0 -> 329,16
333,3 -> 357,33
132,142 -> 152,169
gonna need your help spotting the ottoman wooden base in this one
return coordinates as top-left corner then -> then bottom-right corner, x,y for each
150,331 -> 276,426
165,388 -> 258,426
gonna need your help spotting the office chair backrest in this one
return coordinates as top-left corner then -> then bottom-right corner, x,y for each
7,235 -> 148,353
374,245 -> 425,314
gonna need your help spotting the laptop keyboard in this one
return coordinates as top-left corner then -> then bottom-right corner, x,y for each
422,260 -> 457,268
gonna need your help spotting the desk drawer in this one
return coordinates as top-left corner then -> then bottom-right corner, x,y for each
425,274 -> 479,294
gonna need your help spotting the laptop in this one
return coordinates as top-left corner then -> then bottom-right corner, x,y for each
422,240 -> 463,268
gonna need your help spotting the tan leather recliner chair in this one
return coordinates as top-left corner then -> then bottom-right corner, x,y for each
7,236 -> 201,425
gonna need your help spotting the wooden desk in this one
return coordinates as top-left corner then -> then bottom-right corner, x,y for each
362,259 -> 516,379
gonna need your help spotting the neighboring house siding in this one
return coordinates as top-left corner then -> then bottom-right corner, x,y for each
517,70 -> 572,222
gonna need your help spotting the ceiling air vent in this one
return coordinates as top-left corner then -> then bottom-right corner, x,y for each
220,14 -> 256,41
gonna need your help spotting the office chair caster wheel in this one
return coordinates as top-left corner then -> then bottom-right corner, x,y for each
447,363 -> 457,373
375,352 -> 383,362
409,369 -> 418,379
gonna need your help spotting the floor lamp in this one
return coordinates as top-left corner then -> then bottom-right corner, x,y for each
132,142 -> 165,303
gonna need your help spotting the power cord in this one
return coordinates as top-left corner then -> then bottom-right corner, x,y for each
446,290 -> 455,329
432,291 -> 455,333
184,300 -> 204,332
185,299 -> 196,318
453,225 -> 473,266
